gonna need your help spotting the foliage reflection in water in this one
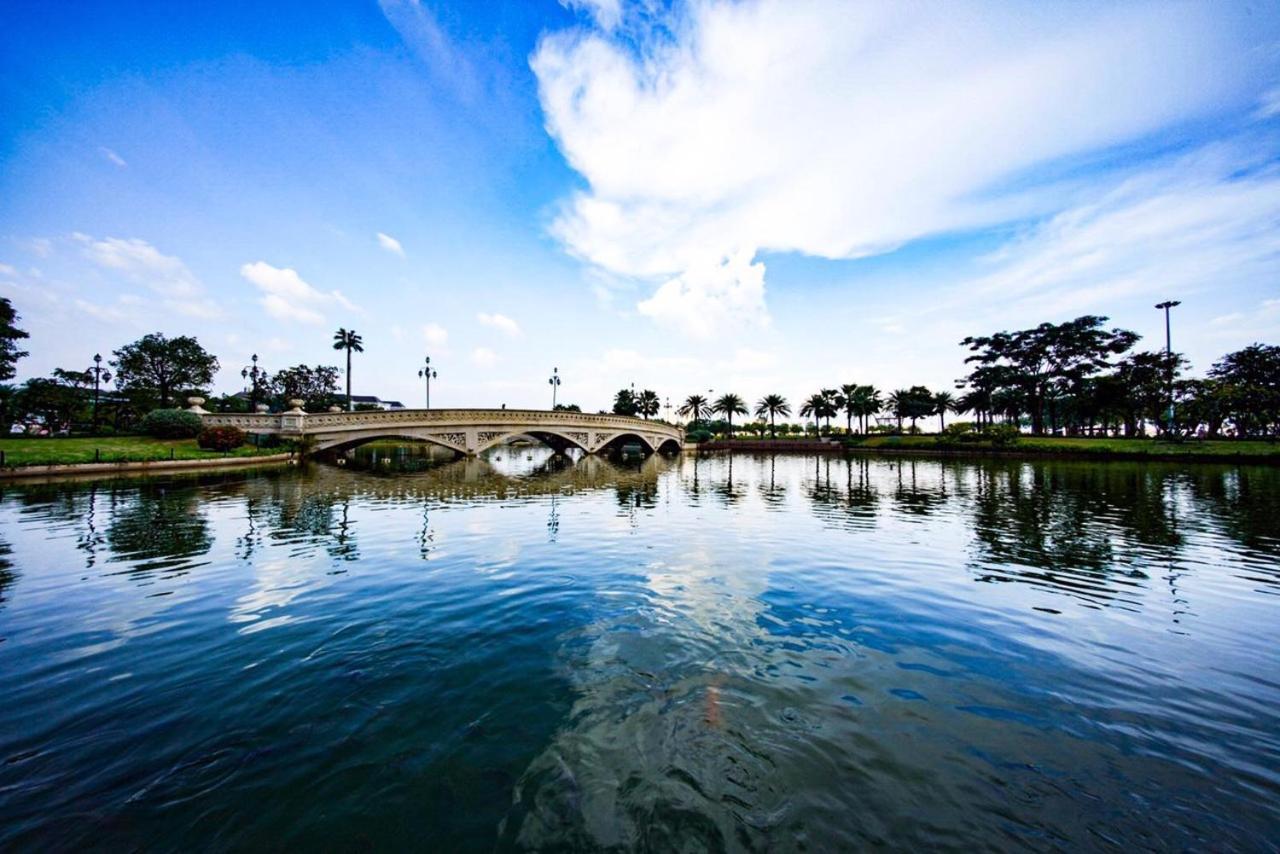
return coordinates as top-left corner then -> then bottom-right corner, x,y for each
0,447 -> 1277,850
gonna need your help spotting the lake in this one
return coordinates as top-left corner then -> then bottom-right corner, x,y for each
1,449 -> 1277,850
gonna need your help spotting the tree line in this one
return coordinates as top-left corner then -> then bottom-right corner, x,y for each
666,316 -> 1279,440
0,297 -> 379,435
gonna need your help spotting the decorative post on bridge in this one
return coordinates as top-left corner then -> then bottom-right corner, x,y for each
548,367 -> 561,409
418,356 -> 437,409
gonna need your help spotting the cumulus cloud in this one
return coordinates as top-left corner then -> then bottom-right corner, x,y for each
471,346 -> 499,367
423,322 -> 449,347
533,0 -> 1268,336
80,235 -> 221,318
477,311 -> 522,337
377,232 -> 405,257
560,0 -> 622,31
239,261 -> 359,325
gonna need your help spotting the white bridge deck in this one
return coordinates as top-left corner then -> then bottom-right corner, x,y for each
191,404 -> 683,456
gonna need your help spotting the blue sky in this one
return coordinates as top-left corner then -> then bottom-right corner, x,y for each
2,0 -> 1279,413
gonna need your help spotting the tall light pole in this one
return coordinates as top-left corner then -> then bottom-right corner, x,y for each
418,356 -> 437,409
548,367 -> 561,409
1155,300 -> 1181,435
87,353 -> 112,432
241,353 -> 265,408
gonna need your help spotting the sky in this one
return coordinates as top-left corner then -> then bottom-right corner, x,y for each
2,0 -> 1279,415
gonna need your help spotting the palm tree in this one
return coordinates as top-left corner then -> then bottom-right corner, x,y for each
677,394 -> 709,425
933,391 -> 955,432
754,394 -> 791,438
839,383 -> 859,434
799,393 -> 828,437
819,388 -> 840,434
636,389 -> 661,420
712,393 -> 748,438
332,327 -> 364,411
853,385 -> 883,434
888,389 -> 908,433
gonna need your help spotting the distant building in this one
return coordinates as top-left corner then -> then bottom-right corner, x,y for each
349,395 -> 405,410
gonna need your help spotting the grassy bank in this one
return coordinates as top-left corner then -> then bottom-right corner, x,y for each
0,436 -> 285,468
844,434 -> 1280,461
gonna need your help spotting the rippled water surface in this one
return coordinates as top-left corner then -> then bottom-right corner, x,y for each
1,449 -> 1278,850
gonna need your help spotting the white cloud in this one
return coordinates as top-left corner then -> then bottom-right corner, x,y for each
377,232 -> 405,257
80,235 -> 222,318
636,249 -> 766,338
561,0 -> 622,31
0,263 -> 15,277
471,346 -> 499,367
1256,85 -> 1280,120
957,148 -> 1280,319
534,0 -> 1267,336
476,311 -> 522,337
100,147 -> 127,168
423,322 -> 449,348
239,261 -> 359,325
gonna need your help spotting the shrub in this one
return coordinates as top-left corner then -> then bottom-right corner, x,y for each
981,423 -> 1021,447
197,425 -> 247,452
139,408 -> 202,439
686,428 -> 713,444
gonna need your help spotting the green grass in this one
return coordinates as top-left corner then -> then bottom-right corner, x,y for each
844,434 -> 1280,459
0,436 -> 286,467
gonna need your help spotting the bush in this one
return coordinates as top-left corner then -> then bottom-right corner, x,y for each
139,408 -> 202,439
686,428 -> 712,444
197,425 -> 247,452
981,423 -> 1021,447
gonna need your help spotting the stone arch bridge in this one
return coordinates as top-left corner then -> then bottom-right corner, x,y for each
192,403 -> 684,457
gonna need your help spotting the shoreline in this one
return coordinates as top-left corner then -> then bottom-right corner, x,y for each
688,441 -> 1280,465
0,452 -> 295,481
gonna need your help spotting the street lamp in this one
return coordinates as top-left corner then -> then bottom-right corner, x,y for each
1155,300 -> 1181,435
87,353 -> 112,432
548,367 -> 562,409
418,356 -> 438,409
241,354 -> 266,408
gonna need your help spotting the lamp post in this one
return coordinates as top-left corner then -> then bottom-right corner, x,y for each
1155,300 -> 1181,435
87,353 -> 112,432
418,356 -> 438,409
241,353 -> 266,409
548,367 -> 562,409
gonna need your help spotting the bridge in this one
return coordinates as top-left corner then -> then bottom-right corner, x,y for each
189,400 -> 684,456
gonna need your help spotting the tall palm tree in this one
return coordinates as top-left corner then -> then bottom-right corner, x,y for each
819,389 -> 840,433
754,394 -> 791,438
712,393 -> 748,438
677,394 -> 709,425
332,327 -> 364,411
853,384 -> 883,434
799,393 -> 827,436
636,389 -> 661,420
839,383 -> 859,434
887,389 -> 908,433
933,391 -> 955,432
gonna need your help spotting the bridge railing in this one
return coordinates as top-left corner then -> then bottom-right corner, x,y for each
187,399 -> 683,439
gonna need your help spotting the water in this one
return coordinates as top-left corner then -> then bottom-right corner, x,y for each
1,449 -> 1278,851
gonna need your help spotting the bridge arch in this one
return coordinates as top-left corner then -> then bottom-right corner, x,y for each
475,429 -> 590,455
313,430 -> 467,456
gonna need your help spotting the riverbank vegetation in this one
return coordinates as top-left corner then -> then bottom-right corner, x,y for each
0,435 -> 284,467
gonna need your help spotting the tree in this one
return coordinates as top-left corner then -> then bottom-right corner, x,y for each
14,377 -> 83,433
0,298 -> 30,381
838,383 -> 860,434
677,394 -> 709,424
271,364 -> 340,412
850,385 -> 882,434
613,388 -> 638,416
112,333 -> 218,409
636,389 -> 661,420
754,394 -> 791,438
887,389 -> 908,432
332,328 -> 364,412
1209,343 -> 1280,437
933,391 -> 955,432
553,402 -> 582,412
799,393 -> 831,436
712,393 -> 748,438
961,316 -> 1139,435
